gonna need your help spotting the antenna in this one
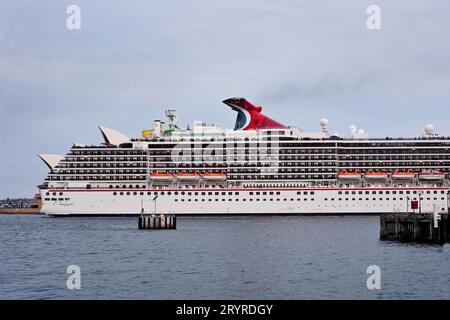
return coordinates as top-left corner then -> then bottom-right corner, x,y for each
320,118 -> 329,136
166,110 -> 179,129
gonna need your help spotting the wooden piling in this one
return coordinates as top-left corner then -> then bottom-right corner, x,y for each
138,214 -> 176,230
380,212 -> 449,244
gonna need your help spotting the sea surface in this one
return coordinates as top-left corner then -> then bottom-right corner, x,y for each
1,214 -> 450,299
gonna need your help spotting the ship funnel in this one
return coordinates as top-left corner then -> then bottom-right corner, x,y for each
223,97 -> 287,131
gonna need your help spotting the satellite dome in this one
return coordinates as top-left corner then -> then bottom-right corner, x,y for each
320,118 -> 329,126
348,125 -> 357,134
357,129 -> 365,134
424,124 -> 434,135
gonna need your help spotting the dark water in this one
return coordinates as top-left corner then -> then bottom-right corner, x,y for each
1,214 -> 449,299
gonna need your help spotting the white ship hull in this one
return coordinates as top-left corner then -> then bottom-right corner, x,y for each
40,187 -> 450,216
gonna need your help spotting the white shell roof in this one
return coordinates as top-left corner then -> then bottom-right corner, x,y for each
98,126 -> 130,146
38,154 -> 64,170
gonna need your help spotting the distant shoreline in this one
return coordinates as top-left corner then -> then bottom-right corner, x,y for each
0,195 -> 42,215
0,208 -> 41,215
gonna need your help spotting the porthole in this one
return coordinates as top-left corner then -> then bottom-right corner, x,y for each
113,192 -> 117,196
126,192 -> 130,196
140,192 -> 144,196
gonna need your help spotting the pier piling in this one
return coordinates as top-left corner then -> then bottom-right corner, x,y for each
380,212 -> 449,243
138,214 -> 176,230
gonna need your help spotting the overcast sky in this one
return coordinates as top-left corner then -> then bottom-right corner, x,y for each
1,0 -> 450,198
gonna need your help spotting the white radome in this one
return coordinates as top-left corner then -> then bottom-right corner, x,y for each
425,124 -> 434,135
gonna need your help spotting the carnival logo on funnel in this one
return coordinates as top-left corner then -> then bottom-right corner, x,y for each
223,98 -> 287,131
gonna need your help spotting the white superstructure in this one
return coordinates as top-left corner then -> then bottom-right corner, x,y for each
38,98 -> 450,216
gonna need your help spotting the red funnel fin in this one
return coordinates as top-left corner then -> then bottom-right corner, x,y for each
223,98 -> 287,130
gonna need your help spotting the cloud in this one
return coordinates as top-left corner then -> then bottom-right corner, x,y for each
1,0 -> 450,197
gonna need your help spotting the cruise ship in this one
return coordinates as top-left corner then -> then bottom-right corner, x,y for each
38,98 -> 450,216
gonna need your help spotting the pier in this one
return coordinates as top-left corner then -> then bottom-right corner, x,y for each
380,211 -> 450,243
138,214 -> 176,230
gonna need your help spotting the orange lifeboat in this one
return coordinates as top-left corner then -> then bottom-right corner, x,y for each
203,172 -> 227,181
149,172 -> 174,181
365,172 -> 388,180
419,171 -> 445,181
337,172 -> 361,180
392,171 -> 415,180
177,172 -> 201,181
